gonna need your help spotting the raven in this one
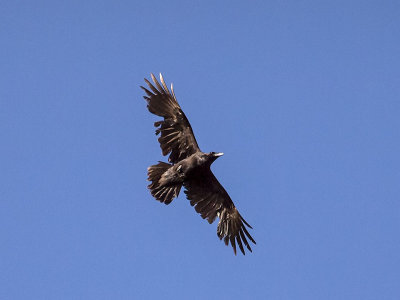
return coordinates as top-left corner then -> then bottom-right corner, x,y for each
141,73 -> 256,255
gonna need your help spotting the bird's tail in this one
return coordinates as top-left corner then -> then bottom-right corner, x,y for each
147,161 -> 182,204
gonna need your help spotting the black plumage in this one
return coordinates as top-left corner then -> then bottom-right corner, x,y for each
141,73 -> 256,255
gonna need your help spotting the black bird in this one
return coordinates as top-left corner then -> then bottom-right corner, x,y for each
141,73 -> 256,255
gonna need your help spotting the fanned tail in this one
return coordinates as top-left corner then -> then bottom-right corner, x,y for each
147,162 -> 181,204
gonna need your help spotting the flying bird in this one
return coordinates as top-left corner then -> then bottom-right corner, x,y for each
141,73 -> 256,255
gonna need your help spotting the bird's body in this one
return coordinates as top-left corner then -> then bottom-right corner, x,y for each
158,152 -> 222,186
141,73 -> 256,255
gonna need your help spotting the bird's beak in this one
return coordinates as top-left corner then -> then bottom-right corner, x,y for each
214,152 -> 224,157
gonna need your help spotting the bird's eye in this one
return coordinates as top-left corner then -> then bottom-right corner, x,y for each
177,165 -> 182,173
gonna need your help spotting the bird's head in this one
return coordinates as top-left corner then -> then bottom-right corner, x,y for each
207,152 -> 224,163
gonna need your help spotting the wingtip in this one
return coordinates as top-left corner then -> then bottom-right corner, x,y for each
144,78 -> 152,87
171,82 -> 177,99
159,73 -> 170,93
240,214 -> 253,229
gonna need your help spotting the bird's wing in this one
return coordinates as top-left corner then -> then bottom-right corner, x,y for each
141,73 -> 200,163
184,169 -> 256,255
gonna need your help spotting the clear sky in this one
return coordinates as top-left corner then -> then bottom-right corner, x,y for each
1,1 -> 399,299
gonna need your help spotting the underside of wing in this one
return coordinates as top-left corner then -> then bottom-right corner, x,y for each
141,73 -> 200,163
184,169 -> 256,255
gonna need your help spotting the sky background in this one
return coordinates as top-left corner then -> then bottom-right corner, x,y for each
1,1 -> 400,299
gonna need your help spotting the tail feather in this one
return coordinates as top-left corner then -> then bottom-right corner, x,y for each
147,162 -> 181,204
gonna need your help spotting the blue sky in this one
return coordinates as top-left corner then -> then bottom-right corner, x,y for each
1,1 -> 399,299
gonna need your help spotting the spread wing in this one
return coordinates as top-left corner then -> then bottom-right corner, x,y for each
141,73 -> 200,163
184,169 -> 256,255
